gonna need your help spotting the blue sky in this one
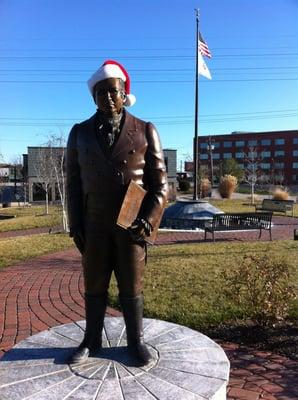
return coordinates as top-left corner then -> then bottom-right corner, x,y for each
0,0 -> 297,168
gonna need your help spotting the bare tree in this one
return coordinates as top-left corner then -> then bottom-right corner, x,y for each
46,133 -> 68,231
243,147 -> 262,204
34,148 -> 54,214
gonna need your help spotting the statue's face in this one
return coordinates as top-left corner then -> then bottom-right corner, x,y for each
94,78 -> 125,116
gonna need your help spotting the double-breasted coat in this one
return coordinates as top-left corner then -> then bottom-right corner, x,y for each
66,110 -> 168,297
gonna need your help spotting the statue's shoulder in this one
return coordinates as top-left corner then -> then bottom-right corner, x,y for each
76,114 -> 96,130
68,114 -> 96,147
125,110 -> 148,130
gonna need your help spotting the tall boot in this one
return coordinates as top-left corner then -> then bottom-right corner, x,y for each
68,293 -> 107,364
120,294 -> 152,366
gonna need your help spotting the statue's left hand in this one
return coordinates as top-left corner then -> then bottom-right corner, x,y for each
129,218 -> 152,242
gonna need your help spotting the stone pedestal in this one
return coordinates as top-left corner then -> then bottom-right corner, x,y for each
0,318 -> 229,399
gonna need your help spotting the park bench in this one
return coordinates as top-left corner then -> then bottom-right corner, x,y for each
255,199 -> 294,217
204,212 -> 273,242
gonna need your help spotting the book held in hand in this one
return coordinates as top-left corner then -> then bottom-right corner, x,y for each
116,180 -> 161,244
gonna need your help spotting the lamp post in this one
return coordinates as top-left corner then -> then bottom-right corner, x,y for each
207,136 -> 215,187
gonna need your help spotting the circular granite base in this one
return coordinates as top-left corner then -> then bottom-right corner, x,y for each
0,318 -> 229,400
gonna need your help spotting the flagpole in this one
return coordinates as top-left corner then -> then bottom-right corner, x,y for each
193,8 -> 199,200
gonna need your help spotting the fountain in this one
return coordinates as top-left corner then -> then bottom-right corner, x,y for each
160,198 -> 223,230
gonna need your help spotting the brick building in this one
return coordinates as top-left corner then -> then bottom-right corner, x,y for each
187,130 -> 298,186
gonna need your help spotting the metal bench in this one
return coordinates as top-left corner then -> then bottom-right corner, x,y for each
255,199 -> 294,217
204,212 -> 273,242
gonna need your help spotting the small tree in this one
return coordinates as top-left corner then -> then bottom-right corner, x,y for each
47,133 -> 68,231
243,147 -> 262,205
34,148 -> 53,214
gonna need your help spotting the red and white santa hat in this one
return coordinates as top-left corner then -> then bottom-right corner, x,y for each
87,60 -> 136,107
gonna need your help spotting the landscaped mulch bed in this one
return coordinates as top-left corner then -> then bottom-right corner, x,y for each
206,320 -> 298,361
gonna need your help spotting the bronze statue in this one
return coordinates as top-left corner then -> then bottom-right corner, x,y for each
66,60 -> 168,366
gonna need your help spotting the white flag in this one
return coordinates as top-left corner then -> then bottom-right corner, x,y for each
198,52 -> 212,80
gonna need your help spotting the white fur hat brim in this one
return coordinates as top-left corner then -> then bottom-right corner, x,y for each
124,94 -> 136,107
87,63 -> 136,107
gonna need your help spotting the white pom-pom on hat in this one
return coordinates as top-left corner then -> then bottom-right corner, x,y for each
87,60 -> 136,107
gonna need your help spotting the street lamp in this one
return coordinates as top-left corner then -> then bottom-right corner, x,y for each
207,136 -> 215,187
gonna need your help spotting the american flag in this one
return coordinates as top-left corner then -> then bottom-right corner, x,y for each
199,32 -> 212,58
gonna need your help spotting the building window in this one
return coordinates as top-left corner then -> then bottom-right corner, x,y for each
275,138 -> 285,145
200,143 -> 208,149
200,154 -> 208,160
274,162 -> 284,169
293,163 -> 298,169
235,141 -> 245,147
261,139 -> 271,145
293,175 -> 298,182
213,142 -> 220,148
274,150 -> 284,157
223,153 -> 232,159
248,140 -> 257,146
213,153 -> 220,159
261,151 -> 271,158
293,150 -> 298,157
293,138 -> 298,144
235,152 -> 244,159
223,141 -> 232,148
260,163 -> 270,169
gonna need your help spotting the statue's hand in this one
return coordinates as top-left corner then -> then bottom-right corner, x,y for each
70,228 -> 85,254
129,218 -> 152,242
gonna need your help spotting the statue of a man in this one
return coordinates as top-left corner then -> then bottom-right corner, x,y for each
66,60 -> 168,366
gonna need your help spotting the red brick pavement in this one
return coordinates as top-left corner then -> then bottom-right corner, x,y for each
0,216 -> 298,399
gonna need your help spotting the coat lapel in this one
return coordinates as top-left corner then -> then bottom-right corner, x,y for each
82,114 -> 113,176
84,113 -> 107,159
111,111 -> 137,160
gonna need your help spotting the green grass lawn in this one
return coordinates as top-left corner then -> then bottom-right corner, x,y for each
0,205 -> 62,232
109,240 -> 297,329
0,233 -> 73,269
1,233 -> 297,330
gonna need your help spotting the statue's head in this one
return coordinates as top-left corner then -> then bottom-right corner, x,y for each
88,60 -> 136,116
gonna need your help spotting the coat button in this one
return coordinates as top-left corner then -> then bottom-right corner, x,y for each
130,149 -> 136,154
122,160 -> 127,164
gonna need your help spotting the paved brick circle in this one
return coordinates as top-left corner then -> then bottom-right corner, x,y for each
0,318 -> 229,400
